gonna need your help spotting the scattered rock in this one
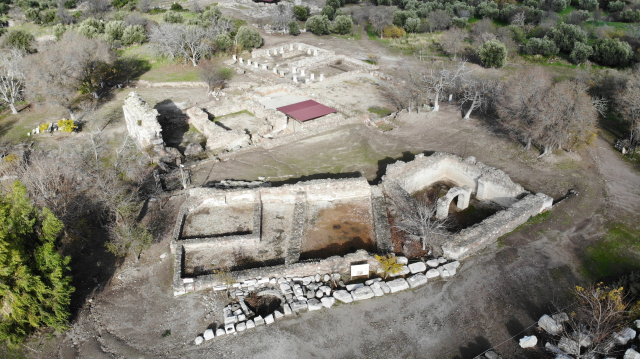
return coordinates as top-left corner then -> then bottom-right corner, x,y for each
378,281 -> 391,294
443,261 -> 460,275
519,335 -> 537,348
290,301 -> 308,312
389,266 -> 410,277
203,329 -> 214,340
614,327 -> 636,345
552,312 -> 569,324
323,274 -> 331,282
539,315 -> 563,335
365,278 -> 382,286
246,320 -> 255,329
625,349 -> 640,359
484,351 -> 502,359
352,286 -> 375,301
370,282 -> 384,296
437,257 -> 447,263
184,143 -> 204,156
254,315 -> 265,326
314,274 -> 321,282
216,328 -> 226,336
557,337 -> 579,355
283,304 -> 292,315
396,256 -> 408,265
333,290 -> 354,303
195,336 -> 204,345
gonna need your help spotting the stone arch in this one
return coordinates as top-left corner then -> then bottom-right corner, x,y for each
436,186 -> 472,219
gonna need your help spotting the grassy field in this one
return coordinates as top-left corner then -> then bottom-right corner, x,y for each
582,224 -> 640,280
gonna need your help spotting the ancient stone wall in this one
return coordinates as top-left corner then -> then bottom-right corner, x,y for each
443,193 -> 553,260
122,91 -> 165,152
186,107 -> 252,152
383,152 -> 528,207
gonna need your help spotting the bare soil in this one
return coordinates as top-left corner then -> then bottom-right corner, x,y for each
300,200 -> 376,260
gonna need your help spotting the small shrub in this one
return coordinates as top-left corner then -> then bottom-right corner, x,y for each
375,254 -> 404,279
57,119 -> 77,133
39,123 -> 50,132
477,39 -> 507,68
570,42 -> 593,64
3,30 -> 35,52
293,5 -> 308,21
235,26 -> 262,49
163,11 -> 184,24
305,15 -> 331,35
288,20 -> 300,36
170,2 -> 183,11
332,15 -> 353,35
382,25 -> 406,39
121,25 -> 146,46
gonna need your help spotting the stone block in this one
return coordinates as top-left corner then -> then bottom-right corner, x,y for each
195,336 -> 204,345
264,314 -> 274,325
346,283 -> 364,292
237,314 -> 246,322
216,328 -> 226,336
396,256 -> 408,265
407,273 -> 429,288
332,273 -> 341,281
519,335 -> 537,348
324,274 -> 331,282
390,266 -> 410,277
302,277 -> 312,285
426,259 -> 439,268
625,349 -> 640,359
365,278 -> 382,286
290,301 -> 308,312
224,315 -> 238,325
203,329 -> 214,340
443,261 -> 460,276
308,298 -> 323,311
352,286 -> 375,301
614,327 -> 636,345
315,274 -> 321,282
321,296 -> 335,308
333,290 -> 354,303
557,337 -> 579,355
426,269 -> 440,279
236,322 -> 246,331
320,285 -> 331,295
538,314 -> 563,335
244,279 -> 257,286
316,290 -> 324,298
484,351 -> 501,359
278,277 -> 287,284
387,278 -> 410,293
274,310 -> 284,319
225,324 -> 236,334
437,257 -> 447,263
370,282 -> 384,296
408,262 -> 427,274
306,290 -> 316,299
246,320 -> 255,329
254,315 -> 265,326
269,277 -> 277,284
379,281 -> 391,294
437,266 -> 451,278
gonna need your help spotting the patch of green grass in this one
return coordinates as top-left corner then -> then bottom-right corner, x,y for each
559,5 -> 575,17
585,20 -> 631,30
365,23 -> 378,40
555,159 -> 579,170
527,210 -> 551,225
581,224 -> 640,280
376,123 -> 393,132
368,106 -> 393,117
214,110 -> 255,121
162,329 -> 171,337
331,25 -> 362,40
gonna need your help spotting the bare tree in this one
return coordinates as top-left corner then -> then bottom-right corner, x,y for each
550,284 -> 629,359
271,3 -> 294,31
199,60 -> 232,96
369,7 -> 393,38
82,0 -> 110,19
458,71 -> 498,120
392,192 -> 450,254
26,32 -> 114,119
496,68 -> 551,150
621,73 -> 640,145
0,48 -> 25,114
440,28 -> 467,61
422,60 -> 469,112
150,22 -> 230,65
386,65 -> 429,113
181,26 -> 212,66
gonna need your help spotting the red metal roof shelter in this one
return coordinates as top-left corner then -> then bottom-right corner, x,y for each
276,100 -> 337,122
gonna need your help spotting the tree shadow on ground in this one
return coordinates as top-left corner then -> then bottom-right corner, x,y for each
203,172 -> 365,188
371,150 -> 432,184
98,57 -> 153,104
0,116 -> 18,140
154,99 -> 188,148
453,336 -> 492,359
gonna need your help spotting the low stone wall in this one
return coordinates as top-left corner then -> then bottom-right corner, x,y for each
205,98 -> 288,134
383,152 -> 528,207
251,42 -> 335,59
186,107 -> 251,152
443,193 -> 553,260
122,91 -> 164,151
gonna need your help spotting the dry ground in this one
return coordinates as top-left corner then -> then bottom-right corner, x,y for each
18,103 -> 639,359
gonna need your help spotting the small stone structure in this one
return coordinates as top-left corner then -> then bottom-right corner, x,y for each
186,107 -> 251,152
122,92 -> 176,161
171,152 -> 552,296
436,186 -> 471,219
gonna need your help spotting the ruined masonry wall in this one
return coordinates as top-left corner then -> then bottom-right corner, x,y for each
186,107 -> 251,152
383,152 -> 528,207
443,193 -> 553,260
122,92 -> 164,150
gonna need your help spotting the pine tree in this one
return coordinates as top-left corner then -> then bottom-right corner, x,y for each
0,181 -> 73,346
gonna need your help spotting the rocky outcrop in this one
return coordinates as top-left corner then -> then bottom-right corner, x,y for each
186,107 -> 251,152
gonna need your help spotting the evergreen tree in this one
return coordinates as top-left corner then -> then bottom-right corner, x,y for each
0,182 -> 73,346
